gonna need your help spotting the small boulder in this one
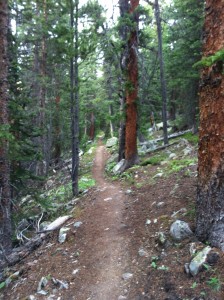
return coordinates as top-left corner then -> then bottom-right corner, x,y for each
122,273 -> 133,280
158,232 -> 166,246
37,276 -> 48,292
157,202 -> 165,208
138,248 -> 149,257
58,227 -> 70,244
107,153 -> 119,164
189,246 -> 211,276
106,137 -> 118,148
170,220 -> 193,241
73,221 -> 83,228
169,153 -> 177,160
112,159 -> 125,175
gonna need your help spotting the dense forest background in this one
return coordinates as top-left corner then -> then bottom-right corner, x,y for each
5,0 -> 203,187
0,0 -> 206,255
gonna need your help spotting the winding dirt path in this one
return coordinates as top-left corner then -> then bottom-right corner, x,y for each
3,145 -> 132,300
69,145 -> 131,299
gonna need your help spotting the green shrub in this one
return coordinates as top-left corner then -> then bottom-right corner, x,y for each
182,132 -> 199,144
141,154 -> 167,166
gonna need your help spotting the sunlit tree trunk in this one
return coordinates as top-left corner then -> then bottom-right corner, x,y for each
196,0 -> 224,250
0,0 -> 12,254
124,0 -> 139,168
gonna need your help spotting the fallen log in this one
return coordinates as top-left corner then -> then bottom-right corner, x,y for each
0,215 -> 72,271
37,215 -> 72,233
153,129 -> 192,143
146,141 -> 178,154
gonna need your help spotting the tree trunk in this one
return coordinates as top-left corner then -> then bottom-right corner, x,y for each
154,0 -> 168,145
37,0 -> 48,175
109,105 -> 115,138
196,0 -> 224,250
70,0 -> 79,196
118,0 -> 128,162
124,0 -> 139,168
105,62 -> 115,138
118,91 -> 126,161
54,95 -> 61,164
0,0 -> 12,255
89,112 -> 95,140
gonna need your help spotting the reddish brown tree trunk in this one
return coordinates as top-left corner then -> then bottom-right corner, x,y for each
196,0 -> 224,250
124,0 -> 139,168
0,0 -> 12,254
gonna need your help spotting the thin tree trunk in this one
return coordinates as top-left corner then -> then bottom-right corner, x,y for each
37,0 -> 48,175
109,105 -> 115,138
89,112 -> 95,140
0,0 -> 12,255
105,61 -> 115,138
196,0 -> 224,250
54,95 -> 61,164
118,91 -> 126,161
154,0 -> 168,145
70,0 -> 79,196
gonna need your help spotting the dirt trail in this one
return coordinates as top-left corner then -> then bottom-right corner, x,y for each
68,145 -> 131,299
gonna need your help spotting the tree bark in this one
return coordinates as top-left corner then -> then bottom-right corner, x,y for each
196,0 -> 224,250
0,0 -> 12,255
124,0 -> 139,168
37,0 -> 48,175
118,0 -> 129,162
89,112 -> 95,140
70,0 -> 80,196
154,0 -> 168,145
54,95 -> 61,164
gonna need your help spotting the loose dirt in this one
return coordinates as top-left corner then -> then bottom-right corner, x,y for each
2,144 -> 224,300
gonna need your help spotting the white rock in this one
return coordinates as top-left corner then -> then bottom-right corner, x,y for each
58,227 -> 70,244
72,269 -> 79,275
37,277 -> 48,292
106,137 -> 118,148
170,220 -> 193,241
153,173 -> 163,178
169,153 -> 177,159
73,221 -> 83,228
122,273 -> 133,280
112,159 -> 125,175
37,290 -> 48,295
157,202 -> 165,208
138,248 -> 148,257
28,296 -> 37,300
189,246 -> 212,276
145,219 -> 151,225
183,147 -> 192,156
87,147 -> 95,154
104,197 -> 113,201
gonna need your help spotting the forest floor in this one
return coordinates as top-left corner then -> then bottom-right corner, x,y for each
2,140 -> 224,300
